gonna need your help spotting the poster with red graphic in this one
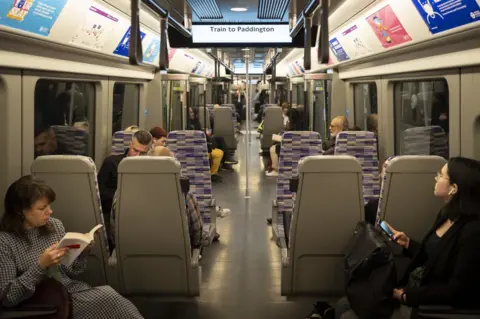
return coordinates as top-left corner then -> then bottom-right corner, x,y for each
168,48 -> 177,61
366,5 -> 412,48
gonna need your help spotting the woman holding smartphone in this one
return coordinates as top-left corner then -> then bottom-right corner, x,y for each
336,156 -> 480,319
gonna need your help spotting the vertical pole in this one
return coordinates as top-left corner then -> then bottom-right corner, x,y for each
245,55 -> 250,199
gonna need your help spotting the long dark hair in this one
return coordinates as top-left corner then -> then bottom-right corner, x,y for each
1,175 -> 55,242
442,157 -> 480,221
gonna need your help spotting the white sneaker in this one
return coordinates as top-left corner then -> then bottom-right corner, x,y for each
266,170 -> 279,177
216,206 -> 231,217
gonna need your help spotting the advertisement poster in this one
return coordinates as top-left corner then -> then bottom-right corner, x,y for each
329,37 -> 350,62
143,37 -> 160,63
294,59 -> 305,74
366,5 -> 412,48
70,5 -> 118,50
0,0 -> 68,36
411,0 -> 480,34
340,25 -> 373,58
113,26 -> 146,58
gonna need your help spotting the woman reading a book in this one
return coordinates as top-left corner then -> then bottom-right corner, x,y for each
0,175 -> 144,319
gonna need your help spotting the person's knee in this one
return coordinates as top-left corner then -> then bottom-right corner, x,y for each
212,148 -> 224,159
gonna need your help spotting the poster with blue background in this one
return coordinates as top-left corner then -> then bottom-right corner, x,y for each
329,37 -> 350,62
0,0 -> 68,36
114,26 -> 146,58
143,37 -> 160,63
411,0 -> 480,34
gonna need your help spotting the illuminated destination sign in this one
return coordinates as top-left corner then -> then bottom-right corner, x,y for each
192,24 -> 292,44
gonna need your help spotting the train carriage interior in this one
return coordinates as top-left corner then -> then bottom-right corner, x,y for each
1,0 -> 480,318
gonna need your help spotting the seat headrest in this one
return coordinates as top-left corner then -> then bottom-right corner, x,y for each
31,155 -> 95,173
299,155 -> 362,173
118,157 -> 180,174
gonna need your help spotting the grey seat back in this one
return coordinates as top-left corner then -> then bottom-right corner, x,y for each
213,107 -> 236,150
377,155 -> 447,242
261,106 -> 283,149
283,155 -> 364,296
112,131 -> 134,155
31,156 -> 109,287
115,157 -> 200,296
197,107 -> 211,129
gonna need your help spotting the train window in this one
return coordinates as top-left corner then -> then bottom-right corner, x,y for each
354,83 -> 378,131
394,80 -> 449,158
34,80 -> 95,159
112,83 -> 140,134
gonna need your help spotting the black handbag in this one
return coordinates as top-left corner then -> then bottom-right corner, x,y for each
344,222 -> 398,319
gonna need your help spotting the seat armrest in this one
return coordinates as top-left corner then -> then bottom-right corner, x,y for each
272,199 -> 277,208
289,178 -> 299,193
191,249 -> 201,269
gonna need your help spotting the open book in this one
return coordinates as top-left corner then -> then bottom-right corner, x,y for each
56,224 -> 103,266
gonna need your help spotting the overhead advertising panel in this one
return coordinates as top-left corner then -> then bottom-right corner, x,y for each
366,5 -> 412,48
113,26 -> 146,57
329,37 -> 350,62
192,24 -> 292,44
340,25 -> 373,58
0,0 -> 68,36
411,0 -> 480,34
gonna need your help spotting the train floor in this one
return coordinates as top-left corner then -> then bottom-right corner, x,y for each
130,123 -> 331,318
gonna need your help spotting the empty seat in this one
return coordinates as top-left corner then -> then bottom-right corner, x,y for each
334,131 -> 380,204
115,157 -> 200,296
271,131 -> 322,248
112,131 -> 134,155
376,155 -> 447,242
282,155 -> 364,296
213,107 -> 237,150
31,156 -> 110,287
51,125 -> 88,156
167,130 -> 217,245
261,106 -> 284,150
403,126 -> 448,159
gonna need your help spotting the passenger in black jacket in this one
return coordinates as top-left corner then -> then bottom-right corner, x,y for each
336,156 -> 480,319
97,130 -> 152,245
323,116 -> 349,155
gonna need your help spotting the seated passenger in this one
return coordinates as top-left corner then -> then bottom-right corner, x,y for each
336,157 -> 480,319
0,176 -> 144,319
108,146 -> 207,262
266,106 -> 298,177
323,116 -> 349,155
124,125 -> 139,133
149,126 -> 167,147
188,108 -> 224,182
34,127 -> 67,158
97,130 -> 152,244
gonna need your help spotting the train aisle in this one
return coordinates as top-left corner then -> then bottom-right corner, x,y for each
132,126 -> 319,318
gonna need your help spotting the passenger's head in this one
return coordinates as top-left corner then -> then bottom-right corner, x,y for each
367,114 -> 378,136
34,127 -> 57,157
128,130 -> 152,157
282,103 -> 290,116
329,116 -> 349,137
124,125 -> 139,133
435,157 -> 480,220
148,146 -> 174,158
214,104 -> 220,109
149,127 -> 167,147
1,176 -> 55,238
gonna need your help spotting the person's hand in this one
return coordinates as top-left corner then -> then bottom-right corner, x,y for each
393,288 -> 405,301
387,223 -> 410,249
37,243 -> 69,269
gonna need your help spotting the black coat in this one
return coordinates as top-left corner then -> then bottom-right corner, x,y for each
400,213 -> 480,307
97,151 -> 127,215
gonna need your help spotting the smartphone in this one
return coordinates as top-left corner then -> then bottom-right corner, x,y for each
379,220 -> 394,238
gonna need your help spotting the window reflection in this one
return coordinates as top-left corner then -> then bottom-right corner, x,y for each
354,83 -> 378,131
394,80 -> 449,158
34,80 -> 95,158
112,83 -> 140,134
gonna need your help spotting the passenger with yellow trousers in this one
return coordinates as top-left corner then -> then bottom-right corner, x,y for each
188,107 -> 224,183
